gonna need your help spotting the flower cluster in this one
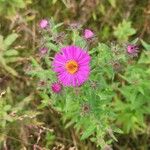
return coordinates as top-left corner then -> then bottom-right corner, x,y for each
38,19 -> 92,93
30,19 -> 148,150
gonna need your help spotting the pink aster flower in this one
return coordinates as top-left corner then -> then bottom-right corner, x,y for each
39,19 -> 48,29
51,82 -> 62,93
53,45 -> 91,87
84,29 -> 94,39
127,44 -> 139,57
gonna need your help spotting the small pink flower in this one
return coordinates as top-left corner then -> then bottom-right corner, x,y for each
127,44 -> 139,57
51,83 -> 62,93
84,29 -> 94,39
39,47 -> 48,55
39,19 -> 48,29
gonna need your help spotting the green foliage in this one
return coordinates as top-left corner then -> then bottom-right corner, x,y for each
28,21 -> 150,148
114,20 -> 136,42
0,97 -> 12,129
0,33 -> 19,76
141,40 -> 150,51
0,88 -> 40,147
52,0 -> 58,4
0,33 -> 22,76
107,0 -> 116,8
45,131 -> 55,148
0,0 -> 27,17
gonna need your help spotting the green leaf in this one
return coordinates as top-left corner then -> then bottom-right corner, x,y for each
131,38 -> 139,44
92,12 -> 97,20
97,43 -> 112,62
113,128 -> 123,134
65,120 -> 75,128
81,125 -> 96,140
5,114 -> 13,122
52,22 -> 63,33
4,33 -> 18,50
0,35 -> 4,51
141,40 -> 150,51
4,49 -> 19,56
30,57 -> 41,67
12,93 -> 34,112
15,0 -> 25,8
89,48 -> 97,54
38,93 -> 51,108
75,35 -> 87,49
0,56 -> 18,76
52,0 -> 58,4
114,20 -> 136,42
108,0 -> 116,8
4,105 -> 11,111
5,57 -> 21,63
99,4 -> 105,15
47,42 -> 59,52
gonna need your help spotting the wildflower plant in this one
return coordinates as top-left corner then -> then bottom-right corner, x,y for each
28,19 -> 150,149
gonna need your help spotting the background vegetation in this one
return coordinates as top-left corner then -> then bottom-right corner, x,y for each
0,0 -> 150,149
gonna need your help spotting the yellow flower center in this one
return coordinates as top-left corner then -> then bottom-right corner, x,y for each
65,60 -> 78,74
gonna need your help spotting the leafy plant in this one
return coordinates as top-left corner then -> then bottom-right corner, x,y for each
27,20 -> 150,149
0,0 -> 149,149
114,20 -> 136,42
0,33 -> 20,76
0,0 -> 27,17
0,87 -> 39,148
